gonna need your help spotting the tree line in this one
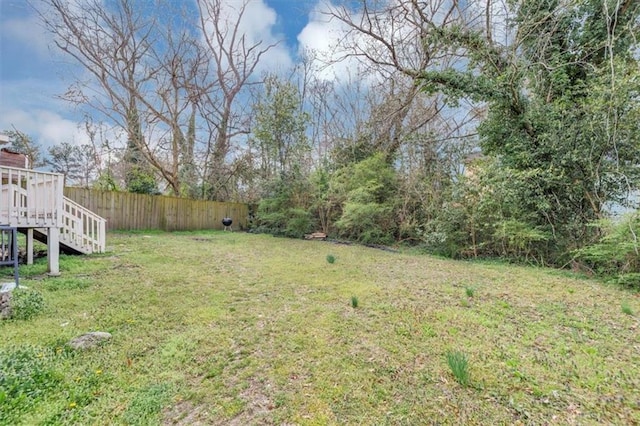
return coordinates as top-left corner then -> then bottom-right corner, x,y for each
6,0 -> 640,285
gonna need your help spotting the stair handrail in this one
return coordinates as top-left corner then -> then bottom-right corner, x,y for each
61,196 -> 106,254
1,165 -> 64,228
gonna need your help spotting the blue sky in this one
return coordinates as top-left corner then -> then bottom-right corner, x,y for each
0,0 -> 339,149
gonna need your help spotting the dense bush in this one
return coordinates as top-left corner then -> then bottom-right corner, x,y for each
252,148 -> 640,286
336,201 -> 395,245
329,153 -> 398,245
255,153 -> 400,245
574,214 -> 640,289
254,174 -> 315,238
126,167 -> 159,195
419,157 -> 550,263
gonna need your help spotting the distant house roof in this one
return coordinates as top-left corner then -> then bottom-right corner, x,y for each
0,148 -> 30,169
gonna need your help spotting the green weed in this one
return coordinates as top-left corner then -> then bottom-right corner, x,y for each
421,323 -> 436,338
446,350 -> 470,387
351,295 -> 359,308
621,302 -> 634,316
326,254 -> 336,264
465,286 -> 475,297
9,287 -> 45,320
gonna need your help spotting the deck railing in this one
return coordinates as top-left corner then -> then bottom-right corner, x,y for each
61,196 -> 106,253
0,166 -> 64,228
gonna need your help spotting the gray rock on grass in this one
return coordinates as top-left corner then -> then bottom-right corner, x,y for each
69,331 -> 113,350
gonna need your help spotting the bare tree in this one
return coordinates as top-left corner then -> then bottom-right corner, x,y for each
196,0 -> 279,200
38,0 -> 205,194
39,0 -> 275,199
321,0 -> 482,161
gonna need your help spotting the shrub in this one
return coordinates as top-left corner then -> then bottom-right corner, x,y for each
9,288 -> 45,320
419,158 -> 550,264
612,273 -> 640,289
126,166 -> 159,195
575,214 -> 640,289
255,175 -> 315,238
335,201 -> 395,245
285,208 -> 313,238
331,154 -> 398,245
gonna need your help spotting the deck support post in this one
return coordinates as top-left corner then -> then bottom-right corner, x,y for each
26,228 -> 34,265
47,227 -> 60,276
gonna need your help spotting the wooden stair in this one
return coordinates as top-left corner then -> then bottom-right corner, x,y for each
1,165 -> 106,259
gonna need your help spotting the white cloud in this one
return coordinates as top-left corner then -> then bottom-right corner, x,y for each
0,76 -> 99,149
297,2 -> 368,82
0,2 -> 99,154
0,107 -> 90,149
298,0 -> 510,84
297,1 -> 416,84
1,0 -> 297,157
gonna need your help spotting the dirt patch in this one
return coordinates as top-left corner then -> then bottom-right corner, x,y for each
163,377 -> 275,426
162,400 -> 209,426
227,377 -> 275,426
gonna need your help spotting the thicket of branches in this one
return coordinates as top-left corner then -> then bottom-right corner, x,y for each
9,0 -> 639,282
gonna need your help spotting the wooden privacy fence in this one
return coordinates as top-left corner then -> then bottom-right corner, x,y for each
64,188 -> 248,232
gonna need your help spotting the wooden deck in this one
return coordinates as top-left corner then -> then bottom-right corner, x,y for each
1,165 -> 106,274
1,166 -> 63,228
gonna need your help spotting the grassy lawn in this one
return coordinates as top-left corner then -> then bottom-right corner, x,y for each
1,230 -> 639,425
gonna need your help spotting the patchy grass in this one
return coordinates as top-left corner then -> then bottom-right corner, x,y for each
1,230 -> 640,424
